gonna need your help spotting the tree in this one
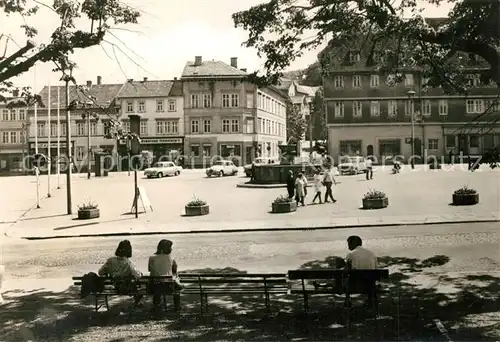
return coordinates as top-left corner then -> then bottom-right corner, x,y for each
310,88 -> 327,141
0,0 -> 140,99
286,100 -> 306,144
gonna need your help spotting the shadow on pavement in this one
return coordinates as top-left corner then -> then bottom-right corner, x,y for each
1,256 -> 499,341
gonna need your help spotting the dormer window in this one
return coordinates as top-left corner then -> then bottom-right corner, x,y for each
349,52 -> 360,63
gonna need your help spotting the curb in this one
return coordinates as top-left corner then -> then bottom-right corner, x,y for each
236,182 -> 286,189
18,218 -> 500,241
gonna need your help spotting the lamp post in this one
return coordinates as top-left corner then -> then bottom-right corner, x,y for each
407,90 -> 416,169
82,111 -> 99,179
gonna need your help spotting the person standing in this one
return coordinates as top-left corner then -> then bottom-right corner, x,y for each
286,170 -> 295,199
322,167 -> 337,203
295,172 -> 307,206
365,157 -> 373,180
311,169 -> 323,204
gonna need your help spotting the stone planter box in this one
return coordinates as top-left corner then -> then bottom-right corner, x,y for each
77,208 -> 100,220
185,205 -> 210,216
452,193 -> 479,206
362,197 -> 389,210
272,201 -> 297,213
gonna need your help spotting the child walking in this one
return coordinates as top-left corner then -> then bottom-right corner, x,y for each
311,170 -> 323,204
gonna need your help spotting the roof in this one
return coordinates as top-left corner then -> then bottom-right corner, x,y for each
296,84 -> 320,97
0,97 -> 27,107
117,80 -> 174,98
169,80 -> 183,96
275,77 -> 293,90
38,83 -> 123,108
181,60 -> 247,78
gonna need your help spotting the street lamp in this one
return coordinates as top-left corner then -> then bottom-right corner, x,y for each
81,111 -> 99,179
407,90 -> 416,169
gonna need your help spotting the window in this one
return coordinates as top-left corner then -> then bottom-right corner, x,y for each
428,139 -> 439,150
191,94 -> 199,108
18,109 -> 25,121
9,131 -> 17,143
90,122 -> 97,136
50,123 -> 57,137
222,94 -> 230,108
470,135 -> 480,148
246,118 -> 254,134
171,121 -> 178,134
168,99 -> 176,112
388,100 -> 398,117
334,101 -> 344,117
203,94 -> 212,108
37,123 -> 46,137
466,74 -> 481,87
76,146 -> 85,160
370,75 -> 380,88
487,99 -> 500,112
339,140 -> 362,155
203,119 -> 211,133
140,121 -> 147,135
191,120 -> 199,133
2,109 -> 9,121
404,100 -> 414,116
353,101 -> 362,117
156,120 -> 178,135
246,93 -> 254,108
231,119 -> 239,133
2,131 -> 8,143
138,101 -> 145,112
349,52 -> 360,63
258,118 -> 263,133
156,100 -> 164,112
466,99 -> 484,114
126,101 -> 134,113
421,100 -> 432,116
438,100 -> 448,115
60,123 -> 67,136
10,109 -> 16,121
76,122 -> 85,136
352,75 -> 361,88
121,120 -> 130,132
203,145 -> 211,156
231,94 -> 239,107
446,135 -> 456,148
222,119 -> 230,133
370,101 -> 380,116
190,145 -> 200,157
404,74 -> 414,86
334,76 -> 344,88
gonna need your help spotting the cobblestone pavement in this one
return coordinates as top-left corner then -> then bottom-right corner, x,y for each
3,165 -> 499,238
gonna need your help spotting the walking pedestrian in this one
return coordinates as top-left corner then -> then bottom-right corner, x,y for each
286,170 -> 295,199
295,172 -> 307,206
448,150 -> 453,165
311,169 -> 323,204
365,157 -> 373,180
322,167 -> 337,203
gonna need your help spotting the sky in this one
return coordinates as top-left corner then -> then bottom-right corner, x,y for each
3,0 -> 454,92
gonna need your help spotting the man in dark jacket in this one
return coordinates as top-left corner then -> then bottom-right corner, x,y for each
286,170 -> 295,199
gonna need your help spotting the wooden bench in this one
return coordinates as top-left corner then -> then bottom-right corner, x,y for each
73,273 -> 288,314
287,269 -> 390,314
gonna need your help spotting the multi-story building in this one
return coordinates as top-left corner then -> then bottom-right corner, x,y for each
29,76 -> 123,171
0,91 -> 29,172
323,47 -> 500,162
181,56 -> 287,167
115,78 -> 184,163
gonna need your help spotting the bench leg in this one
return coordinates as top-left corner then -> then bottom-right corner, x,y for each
94,295 -> 99,312
204,294 -> 208,313
303,293 -> 309,314
104,295 -> 109,311
162,295 -> 167,311
199,293 -> 204,315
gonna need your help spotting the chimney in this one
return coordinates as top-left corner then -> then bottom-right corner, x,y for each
240,68 -> 247,72
97,76 -> 102,85
143,77 -> 148,82
194,56 -> 202,66
230,57 -> 238,68
86,80 -> 92,87
12,89 -> 19,97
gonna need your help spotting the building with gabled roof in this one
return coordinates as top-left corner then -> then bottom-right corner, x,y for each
181,56 -> 287,168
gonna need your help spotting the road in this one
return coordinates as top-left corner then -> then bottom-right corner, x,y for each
2,221 -> 500,291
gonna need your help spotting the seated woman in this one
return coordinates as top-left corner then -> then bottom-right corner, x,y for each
98,240 -> 143,305
148,239 -> 181,312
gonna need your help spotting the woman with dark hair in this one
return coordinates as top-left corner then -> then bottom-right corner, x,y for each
99,240 -> 143,305
148,239 -> 181,312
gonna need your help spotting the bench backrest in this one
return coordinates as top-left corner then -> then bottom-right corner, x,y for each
287,269 -> 389,281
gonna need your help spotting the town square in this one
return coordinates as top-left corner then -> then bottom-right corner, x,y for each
2,0 -> 500,340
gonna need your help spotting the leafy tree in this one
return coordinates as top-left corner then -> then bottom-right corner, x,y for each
286,100 -> 306,144
0,0 -> 140,99
310,89 -> 327,141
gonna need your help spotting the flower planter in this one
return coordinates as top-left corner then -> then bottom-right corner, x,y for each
272,201 -> 297,213
452,193 -> 479,206
185,204 -> 210,216
77,208 -> 100,220
362,197 -> 389,210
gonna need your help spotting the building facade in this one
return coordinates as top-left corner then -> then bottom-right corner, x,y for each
323,50 -> 500,163
115,78 -> 184,165
181,56 -> 287,168
28,76 -> 122,172
0,93 -> 29,172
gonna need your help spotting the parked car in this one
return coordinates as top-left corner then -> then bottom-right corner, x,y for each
206,160 -> 239,177
243,157 -> 278,177
144,161 -> 182,178
338,156 -> 367,175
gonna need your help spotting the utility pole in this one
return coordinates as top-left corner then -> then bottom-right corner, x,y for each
87,112 -> 91,179
65,76 -> 73,215
407,90 -> 416,170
